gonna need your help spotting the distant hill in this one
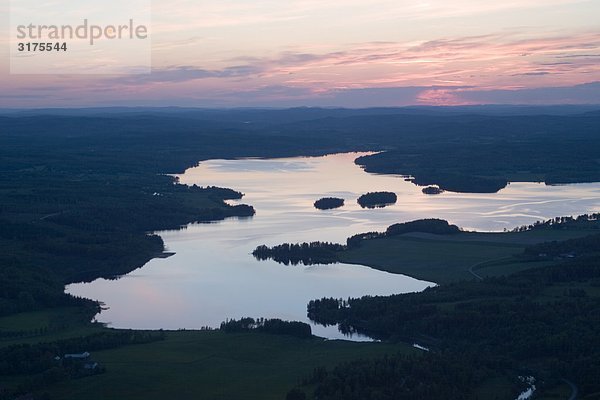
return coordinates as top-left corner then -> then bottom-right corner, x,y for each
2,108 -> 599,193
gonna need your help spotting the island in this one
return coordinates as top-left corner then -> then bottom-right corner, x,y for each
314,197 -> 345,210
357,191 -> 397,208
253,242 -> 343,265
422,186 -> 444,195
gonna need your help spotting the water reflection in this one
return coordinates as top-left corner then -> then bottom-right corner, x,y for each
67,153 -> 600,340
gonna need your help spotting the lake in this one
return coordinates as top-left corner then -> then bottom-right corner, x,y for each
67,152 -> 600,339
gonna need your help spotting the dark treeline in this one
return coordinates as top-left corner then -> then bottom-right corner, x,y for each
386,218 -> 461,236
307,256 -> 600,396
220,317 -> 312,338
289,351 -> 509,400
347,111 -> 600,193
412,171 -> 508,193
314,197 -> 345,210
347,218 -> 460,248
357,191 -> 397,208
524,233 -> 600,258
252,242 -> 344,265
192,185 -> 246,200
253,219 -> 462,265
3,109 -> 600,192
0,256 -> 101,317
510,213 -> 600,233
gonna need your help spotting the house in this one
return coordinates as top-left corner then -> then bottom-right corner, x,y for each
84,362 -> 99,370
64,351 -> 90,359
559,252 -> 576,259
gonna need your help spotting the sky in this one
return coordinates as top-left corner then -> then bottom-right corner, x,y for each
1,0 -> 599,107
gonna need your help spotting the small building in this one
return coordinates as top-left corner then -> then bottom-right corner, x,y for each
559,252 -> 576,259
84,362 -> 99,370
64,351 -> 90,359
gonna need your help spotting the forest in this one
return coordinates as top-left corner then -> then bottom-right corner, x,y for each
305,253 -> 600,397
289,351 -> 496,400
249,216 -> 600,398
220,318 -> 312,339
252,242 -> 344,265
2,107 -> 600,399
314,197 -> 345,210
356,192 -> 397,208
253,219 -> 463,266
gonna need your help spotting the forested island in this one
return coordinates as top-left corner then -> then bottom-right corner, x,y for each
421,186 -> 444,195
357,191 -> 397,208
314,197 -> 345,210
253,242 -> 344,265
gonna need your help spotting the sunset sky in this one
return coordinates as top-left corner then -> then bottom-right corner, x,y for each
1,0 -> 599,107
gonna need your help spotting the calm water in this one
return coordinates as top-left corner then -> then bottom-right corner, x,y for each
67,152 -> 600,339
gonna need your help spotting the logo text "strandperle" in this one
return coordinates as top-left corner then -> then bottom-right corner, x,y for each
16,19 -> 148,45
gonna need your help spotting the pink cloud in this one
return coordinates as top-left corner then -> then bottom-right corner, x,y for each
1,30 -> 599,107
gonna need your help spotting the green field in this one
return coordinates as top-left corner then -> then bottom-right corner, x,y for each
339,229 -> 598,284
44,331 -> 412,400
0,309 -> 415,400
0,307 -> 105,348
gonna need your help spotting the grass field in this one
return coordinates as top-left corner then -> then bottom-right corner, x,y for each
0,307 -> 104,348
44,330 -> 413,400
339,228 -> 598,284
0,308 -> 416,399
